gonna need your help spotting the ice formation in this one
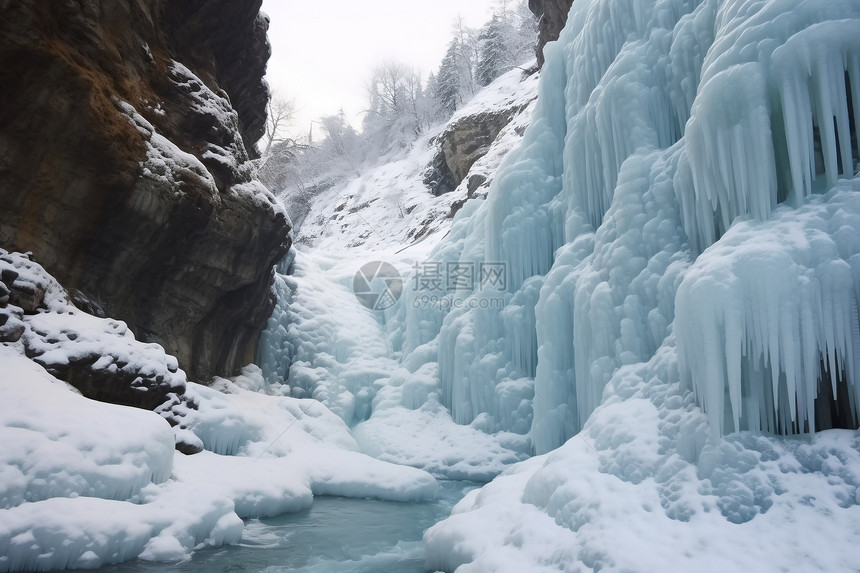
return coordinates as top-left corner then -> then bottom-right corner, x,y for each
257,0 -> 860,569
375,0 -> 860,453
414,0 -> 860,569
257,67 -> 542,481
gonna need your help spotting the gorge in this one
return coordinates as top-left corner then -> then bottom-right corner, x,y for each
2,0 -> 860,572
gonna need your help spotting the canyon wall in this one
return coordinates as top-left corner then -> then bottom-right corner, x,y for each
0,0 -> 290,382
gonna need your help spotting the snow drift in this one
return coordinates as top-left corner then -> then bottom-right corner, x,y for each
0,254 -> 437,571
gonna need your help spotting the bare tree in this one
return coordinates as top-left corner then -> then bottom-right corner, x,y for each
261,96 -> 297,156
362,62 -> 426,155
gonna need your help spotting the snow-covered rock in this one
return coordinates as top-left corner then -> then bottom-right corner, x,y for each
0,0 -> 289,383
0,254 -> 438,570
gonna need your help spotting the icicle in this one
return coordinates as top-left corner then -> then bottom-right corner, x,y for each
772,21 -> 860,200
685,62 -> 779,252
677,188 -> 860,437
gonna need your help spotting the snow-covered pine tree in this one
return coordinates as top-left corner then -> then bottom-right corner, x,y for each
434,40 -> 462,118
478,1 -> 539,86
477,15 -> 508,87
452,16 -> 478,99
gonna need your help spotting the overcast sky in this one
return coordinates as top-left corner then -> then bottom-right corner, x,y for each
261,0 -> 499,137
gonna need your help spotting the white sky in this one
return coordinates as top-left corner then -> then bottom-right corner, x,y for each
261,0 -> 499,138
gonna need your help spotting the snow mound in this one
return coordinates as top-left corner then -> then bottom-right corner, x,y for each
0,482 -> 242,572
0,348 -> 174,509
0,347 -> 241,572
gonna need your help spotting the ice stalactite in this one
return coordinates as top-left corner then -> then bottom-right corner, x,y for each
684,62 -> 779,251
773,21 -> 860,202
678,1 -> 860,254
676,186 -> 860,436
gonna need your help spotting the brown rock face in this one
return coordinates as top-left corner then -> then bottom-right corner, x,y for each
424,110 -> 519,197
528,0 -> 575,67
0,0 -> 290,382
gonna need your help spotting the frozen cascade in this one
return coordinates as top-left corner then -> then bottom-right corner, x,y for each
385,0 -> 860,455
258,0 -> 860,453
420,0 -> 860,570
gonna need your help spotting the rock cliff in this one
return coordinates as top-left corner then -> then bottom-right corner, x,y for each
424,70 -> 539,198
424,109 -> 522,197
528,0 -> 574,67
0,0 -> 290,383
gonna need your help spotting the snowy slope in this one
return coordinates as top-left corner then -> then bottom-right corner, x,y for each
258,67 -> 541,480
297,66 -> 540,252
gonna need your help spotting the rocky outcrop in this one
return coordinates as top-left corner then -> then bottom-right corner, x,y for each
1,250 -> 186,409
1,249 -> 203,452
425,109 -> 525,197
0,0 -> 290,383
528,0 -> 574,67
165,2 -> 272,157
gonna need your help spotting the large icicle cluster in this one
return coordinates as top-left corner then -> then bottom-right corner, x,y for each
383,0 -> 860,453
417,0 -> 860,569
420,0 -> 860,572
677,186 -> 860,435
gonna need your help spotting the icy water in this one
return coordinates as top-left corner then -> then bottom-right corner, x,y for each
94,480 -> 476,573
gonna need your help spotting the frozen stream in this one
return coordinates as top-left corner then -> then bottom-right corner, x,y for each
92,481 -> 476,573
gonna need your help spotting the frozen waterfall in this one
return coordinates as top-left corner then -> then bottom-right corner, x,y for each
259,0 -> 860,456
392,0 -> 860,452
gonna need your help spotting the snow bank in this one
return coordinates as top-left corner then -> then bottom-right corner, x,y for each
0,347 -> 241,572
1,251 -> 439,570
170,373 -> 440,517
174,448 -> 438,518
0,482 -> 242,571
0,355 -> 439,571
0,348 -> 174,509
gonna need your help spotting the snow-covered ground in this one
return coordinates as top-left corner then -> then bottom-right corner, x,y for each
0,261 -> 436,571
